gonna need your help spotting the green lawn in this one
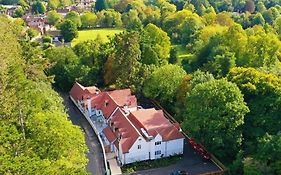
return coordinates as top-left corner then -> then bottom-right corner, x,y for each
71,28 -> 123,46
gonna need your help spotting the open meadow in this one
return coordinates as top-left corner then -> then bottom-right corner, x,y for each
71,28 -> 123,46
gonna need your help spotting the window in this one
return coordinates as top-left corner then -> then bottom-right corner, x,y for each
155,141 -> 161,146
137,145 -> 141,149
104,100 -> 109,107
155,150 -> 161,155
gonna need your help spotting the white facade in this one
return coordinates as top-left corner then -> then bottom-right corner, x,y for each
119,134 -> 184,165
82,94 -> 184,166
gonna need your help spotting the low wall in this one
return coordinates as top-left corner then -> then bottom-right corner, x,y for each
70,96 -> 110,175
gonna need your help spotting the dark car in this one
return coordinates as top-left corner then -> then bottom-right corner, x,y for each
169,170 -> 188,175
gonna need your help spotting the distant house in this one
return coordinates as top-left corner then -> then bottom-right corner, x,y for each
57,7 -> 72,17
46,29 -> 62,42
70,82 -> 184,165
0,5 -> 19,16
23,15 -> 50,34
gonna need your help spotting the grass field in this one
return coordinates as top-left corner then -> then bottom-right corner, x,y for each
71,28 -> 123,46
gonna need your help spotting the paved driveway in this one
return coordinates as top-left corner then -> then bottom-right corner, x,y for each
60,92 -> 105,175
130,140 -> 221,175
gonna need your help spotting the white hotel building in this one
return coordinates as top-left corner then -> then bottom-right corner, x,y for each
70,82 -> 184,165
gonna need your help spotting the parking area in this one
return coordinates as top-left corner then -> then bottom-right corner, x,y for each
130,140 -> 222,175
129,98 -> 224,175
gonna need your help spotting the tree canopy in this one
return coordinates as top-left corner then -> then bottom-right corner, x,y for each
182,79 -> 249,163
0,17 -> 88,174
59,19 -> 78,42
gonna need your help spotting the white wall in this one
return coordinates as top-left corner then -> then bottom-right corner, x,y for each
120,134 -> 168,164
153,134 -> 164,159
165,138 -> 184,156
121,136 -> 150,164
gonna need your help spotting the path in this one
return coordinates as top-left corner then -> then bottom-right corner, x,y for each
60,92 -> 105,175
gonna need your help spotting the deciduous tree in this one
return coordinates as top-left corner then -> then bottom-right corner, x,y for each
59,19 -> 78,42
47,10 -> 62,26
143,64 -> 186,104
141,23 -> 171,65
182,79 -> 249,163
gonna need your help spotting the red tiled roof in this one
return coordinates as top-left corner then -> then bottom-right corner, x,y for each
129,108 -> 184,141
70,82 -> 100,101
110,109 -> 140,153
90,89 -> 137,119
108,89 -> 137,107
103,127 -> 116,143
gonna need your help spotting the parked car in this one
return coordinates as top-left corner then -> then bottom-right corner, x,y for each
169,170 -> 188,175
188,138 -> 210,160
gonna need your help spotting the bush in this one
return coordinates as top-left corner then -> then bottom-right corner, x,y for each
42,35 -> 53,43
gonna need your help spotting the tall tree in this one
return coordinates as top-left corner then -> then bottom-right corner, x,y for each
65,11 -> 82,28
32,1 -> 46,14
95,0 -> 108,12
96,9 -> 122,28
0,17 -> 88,174
47,10 -> 62,26
141,23 -> 171,65
59,20 -> 78,42
81,11 -> 97,29
182,79 -> 249,163
227,67 -> 281,153
45,46 -> 80,91
104,32 -> 143,91
143,64 -> 186,104
245,0 -> 255,13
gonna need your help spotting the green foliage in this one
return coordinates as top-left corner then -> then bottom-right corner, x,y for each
179,15 -> 204,44
143,64 -> 186,104
257,133 -> 281,174
31,1 -> 46,14
0,17 -> 88,174
227,67 -> 281,153
141,23 -> 171,66
95,0 -> 108,12
96,9 -> 122,28
45,47 -> 80,91
104,32 -> 143,91
182,79 -> 249,163
175,70 -> 214,121
12,6 -> 25,18
59,20 -> 78,42
42,36 -> 52,43
65,11 -> 82,28
26,28 -> 39,39
122,9 -> 143,31
73,39 -> 107,86
0,0 -> 19,5
81,11 -> 97,29
48,0 -> 59,10
47,10 -> 62,26
122,155 -> 182,173
169,47 -> 178,64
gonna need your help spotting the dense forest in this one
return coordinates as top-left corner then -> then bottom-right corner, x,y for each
0,18 -> 89,174
1,0 -> 281,174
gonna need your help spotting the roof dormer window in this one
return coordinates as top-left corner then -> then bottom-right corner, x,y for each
105,100 -> 109,107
